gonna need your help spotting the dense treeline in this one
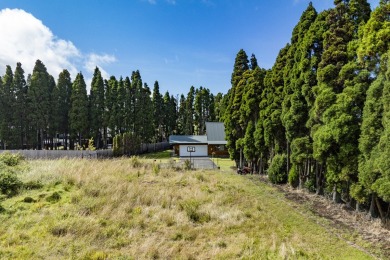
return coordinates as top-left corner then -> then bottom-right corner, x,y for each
223,0 -> 390,221
0,61 -> 219,150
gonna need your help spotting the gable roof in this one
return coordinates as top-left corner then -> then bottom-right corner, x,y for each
169,135 -> 208,144
206,122 -> 227,145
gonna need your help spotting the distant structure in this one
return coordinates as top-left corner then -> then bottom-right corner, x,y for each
169,122 -> 228,157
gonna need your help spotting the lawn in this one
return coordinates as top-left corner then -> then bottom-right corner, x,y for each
0,156 -> 381,259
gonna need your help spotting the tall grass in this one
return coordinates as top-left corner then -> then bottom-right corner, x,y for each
0,158 -> 380,259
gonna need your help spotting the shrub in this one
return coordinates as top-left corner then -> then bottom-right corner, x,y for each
184,159 -> 192,170
0,169 -> 22,196
179,199 -> 211,223
23,180 -> 43,190
152,163 -> 160,175
268,154 -> 287,184
46,192 -> 61,203
130,156 -> 142,168
0,152 -> 24,167
23,197 -> 36,203
288,166 -> 299,188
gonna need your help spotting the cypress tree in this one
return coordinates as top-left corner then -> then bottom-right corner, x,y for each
184,86 -> 195,135
224,49 -> 249,165
89,67 -> 105,148
0,65 -> 14,149
12,62 -> 28,149
28,60 -> 52,149
152,81 -> 164,141
177,94 -> 186,135
69,72 -> 89,148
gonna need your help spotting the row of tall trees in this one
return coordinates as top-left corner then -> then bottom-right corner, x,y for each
224,0 -> 390,220
0,61 -> 220,150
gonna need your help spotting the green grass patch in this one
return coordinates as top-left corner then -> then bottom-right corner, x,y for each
212,157 -> 236,172
141,149 -> 172,159
0,158 -> 383,259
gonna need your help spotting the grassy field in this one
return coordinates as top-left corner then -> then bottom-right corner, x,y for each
0,157 -> 381,259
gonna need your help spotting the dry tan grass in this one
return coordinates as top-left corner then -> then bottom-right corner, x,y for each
0,158 -> 380,259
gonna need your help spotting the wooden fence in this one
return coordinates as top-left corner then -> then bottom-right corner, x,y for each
0,142 -> 169,160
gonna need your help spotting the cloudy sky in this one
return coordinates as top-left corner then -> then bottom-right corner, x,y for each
0,0 -> 380,94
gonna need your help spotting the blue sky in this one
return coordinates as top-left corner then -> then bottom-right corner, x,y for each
0,0 -> 380,95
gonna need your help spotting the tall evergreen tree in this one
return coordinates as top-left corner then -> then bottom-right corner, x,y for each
312,0 -> 371,202
69,72 -> 89,148
89,67 -> 105,148
12,62 -> 28,149
224,49 -> 249,165
28,60 -> 52,149
357,0 -> 390,74
177,94 -> 186,135
0,65 -> 14,149
152,81 -> 164,141
139,83 -> 154,143
184,86 -> 195,135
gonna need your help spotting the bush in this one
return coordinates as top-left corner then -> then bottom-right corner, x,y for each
46,192 -> 61,203
0,152 -> 24,167
179,199 -> 211,223
0,169 -> 22,196
268,154 -> 288,184
184,159 -> 192,170
288,166 -> 299,188
130,156 -> 142,168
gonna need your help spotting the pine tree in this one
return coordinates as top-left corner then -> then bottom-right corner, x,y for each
281,2 -> 317,180
0,65 -> 14,149
152,81 -> 163,141
177,94 -> 186,135
184,86 -> 195,135
224,49 -> 249,165
89,67 -> 105,148
312,0 -> 371,202
357,0 -> 390,74
107,76 -> 119,136
139,83 -> 154,143
28,60 -> 52,149
163,92 -> 177,138
12,63 -> 28,149
69,72 -> 89,148
131,71 -> 143,138
116,77 -> 126,134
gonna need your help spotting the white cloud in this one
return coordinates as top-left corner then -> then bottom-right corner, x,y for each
83,53 -> 116,91
0,8 -> 116,89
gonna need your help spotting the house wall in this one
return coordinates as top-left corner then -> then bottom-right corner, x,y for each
208,144 -> 229,157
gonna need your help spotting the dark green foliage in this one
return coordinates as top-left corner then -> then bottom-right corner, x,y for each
69,73 -> 89,148
0,168 -> 22,197
46,191 -> 61,203
179,199 -> 211,223
152,81 -> 164,141
23,196 -> 36,203
268,154 -> 288,184
113,132 -> 142,157
0,152 -> 24,167
52,69 -> 72,149
28,60 -> 53,149
12,63 -> 28,149
89,67 -> 105,149
0,65 -> 14,149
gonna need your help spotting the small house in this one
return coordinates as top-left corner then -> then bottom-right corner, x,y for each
169,122 -> 228,157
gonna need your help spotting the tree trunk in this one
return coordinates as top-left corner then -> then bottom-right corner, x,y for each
332,184 -> 342,203
369,194 -> 378,218
287,141 -> 290,177
315,162 -> 324,196
375,197 -> 385,220
298,166 -> 303,190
